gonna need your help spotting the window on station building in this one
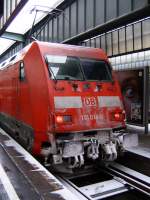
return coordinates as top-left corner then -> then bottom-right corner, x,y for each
64,7 -> 70,40
70,1 -> 77,37
86,39 -> 91,47
78,0 -> 85,33
119,0 -> 131,16
134,22 -> 142,50
40,29 -> 45,41
48,20 -> 53,42
95,37 -> 100,48
144,50 -> 150,61
100,34 -> 106,53
86,0 -> 94,30
43,26 -> 47,42
36,30 -> 41,41
143,18 -> 150,49
44,25 -> 48,42
126,25 -> 133,52
119,27 -> 125,54
106,0 -> 117,21
112,30 -> 119,55
53,17 -> 58,42
82,42 -> 86,46
58,14 -> 63,42
106,32 -> 112,56
95,0 -> 105,26
90,38 -> 96,48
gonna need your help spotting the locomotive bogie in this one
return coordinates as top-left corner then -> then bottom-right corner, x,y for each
40,130 -> 124,168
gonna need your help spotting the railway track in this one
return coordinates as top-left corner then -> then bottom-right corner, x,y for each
54,162 -> 150,200
106,162 -> 150,196
0,127 -> 149,200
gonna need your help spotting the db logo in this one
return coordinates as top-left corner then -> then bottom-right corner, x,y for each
83,97 -> 97,106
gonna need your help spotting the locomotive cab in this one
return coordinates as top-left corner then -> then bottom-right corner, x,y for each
43,51 -> 126,168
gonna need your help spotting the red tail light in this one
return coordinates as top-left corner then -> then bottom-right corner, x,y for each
56,116 -> 64,123
111,110 -> 126,122
114,113 -> 121,121
55,115 -> 72,124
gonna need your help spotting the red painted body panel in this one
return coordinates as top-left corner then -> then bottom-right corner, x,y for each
0,42 -> 125,155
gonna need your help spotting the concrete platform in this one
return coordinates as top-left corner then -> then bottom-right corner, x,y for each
117,125 -> 150,177
126,124 -> 150,157
0,128 -> 80,200
127,145 -> 150,159
126,133 -> 150,159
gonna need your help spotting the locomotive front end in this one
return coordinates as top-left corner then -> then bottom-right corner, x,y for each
43,51 -> 126,168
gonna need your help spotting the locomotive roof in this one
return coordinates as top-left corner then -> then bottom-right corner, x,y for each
36,41 -> 108,60
0,41 -> 108,70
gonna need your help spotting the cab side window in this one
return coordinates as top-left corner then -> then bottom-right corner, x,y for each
19,61 -> 25,81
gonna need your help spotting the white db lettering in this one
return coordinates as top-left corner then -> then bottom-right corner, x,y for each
83,97 -> 97,106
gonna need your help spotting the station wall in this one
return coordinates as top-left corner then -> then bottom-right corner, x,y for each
0,0 -> 149,62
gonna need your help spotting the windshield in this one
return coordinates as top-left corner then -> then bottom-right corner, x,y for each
45,55 -> 112,81
46,55 -> 83,80
81,58 -> 112,81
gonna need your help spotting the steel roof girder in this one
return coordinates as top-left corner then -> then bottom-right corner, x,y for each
1,31 -> 24,42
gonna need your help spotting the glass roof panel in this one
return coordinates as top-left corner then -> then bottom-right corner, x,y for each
0,0 -> 64,56
7,0 -> 64,34
0,38 -> 15,55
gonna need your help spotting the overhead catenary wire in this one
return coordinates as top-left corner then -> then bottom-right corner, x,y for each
28,5 -> 69,42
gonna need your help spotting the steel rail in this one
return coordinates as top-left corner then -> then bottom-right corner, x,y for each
106,162 -> 150,196
55,169 -> 129,200
55,162 -> 150,200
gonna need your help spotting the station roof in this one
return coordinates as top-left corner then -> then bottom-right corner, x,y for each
0,0 -> 64,55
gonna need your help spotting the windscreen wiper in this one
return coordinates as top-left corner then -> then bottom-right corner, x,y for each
45,57 -> 57,83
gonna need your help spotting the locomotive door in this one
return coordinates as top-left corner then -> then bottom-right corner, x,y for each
12,63 -> 24,118
12,77 -> 19,117
17,61 -> 32,123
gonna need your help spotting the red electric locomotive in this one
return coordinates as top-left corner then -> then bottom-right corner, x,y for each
0,41 -> 126,168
